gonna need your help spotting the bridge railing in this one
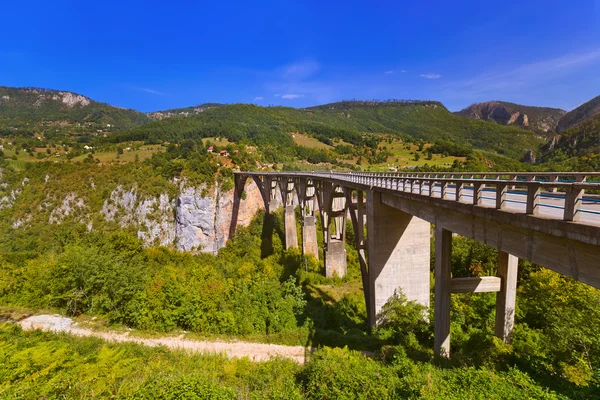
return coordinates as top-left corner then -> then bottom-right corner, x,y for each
240,171 -> 600,225
331,172 -> 599,223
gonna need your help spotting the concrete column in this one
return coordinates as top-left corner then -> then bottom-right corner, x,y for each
366,191 -> 431,326
284,205 -> 298,249
325,240 -> 346,277
302,215 -> 319,259
434,225 -> 452,358
495,251 -> 518,343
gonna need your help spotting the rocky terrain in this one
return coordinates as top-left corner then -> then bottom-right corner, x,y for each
147,103 -> 221,120
0,168 -> 281,254
456,101 -> 565,132
556,95 -> 600,133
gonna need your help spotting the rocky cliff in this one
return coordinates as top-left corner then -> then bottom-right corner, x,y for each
456,101 -> 565,132
174,180 -> 270,253
0,167 -> 278,254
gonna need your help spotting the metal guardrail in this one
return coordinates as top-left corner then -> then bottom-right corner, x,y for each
238,171 -> 600,225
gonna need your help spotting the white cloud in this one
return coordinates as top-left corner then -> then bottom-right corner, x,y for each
281,94 -> 304,100
420,73 -> 441,79
253,96 -> 264,101
250,60 -> 337,103
281,61 -> 320,80
401,69 -> 407,73
440,49 -> 600,98
136,87 -> 163,95
385,70 -> 394,74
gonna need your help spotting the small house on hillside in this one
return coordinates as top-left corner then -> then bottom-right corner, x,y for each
219,150 -> 229,157
207,146 -> 214,153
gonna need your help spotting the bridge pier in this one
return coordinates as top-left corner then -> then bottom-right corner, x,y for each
366,191 -> 431,325
495,251 -> 518,343
434,226 -> 520,357
434,226 -> 452,357
275,178 -> 299,250
284,205 -> 298,249
297,178 -> 319,260
234,171 -> 599,359
302,215 -> 319,259
325,240 -> 347,277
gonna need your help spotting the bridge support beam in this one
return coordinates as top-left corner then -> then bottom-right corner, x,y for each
366,191 -> 431,326
284,205 -> 298,249
302,215 -> 319,259
495,251 -> 518,343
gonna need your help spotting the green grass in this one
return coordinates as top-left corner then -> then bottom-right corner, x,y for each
71,145 -> 165,163
292,133 -> 333,149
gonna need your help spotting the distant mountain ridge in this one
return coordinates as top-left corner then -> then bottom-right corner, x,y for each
556,95 -> 600,133
0,86 -> 151,132
456,101 -> 566,132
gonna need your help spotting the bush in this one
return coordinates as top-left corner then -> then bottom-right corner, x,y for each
303,347 -> 400,399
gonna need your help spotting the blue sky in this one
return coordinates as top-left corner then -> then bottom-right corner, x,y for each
1,1 -> 599,112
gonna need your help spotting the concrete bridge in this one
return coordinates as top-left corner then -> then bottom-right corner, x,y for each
230,171 -> 600,357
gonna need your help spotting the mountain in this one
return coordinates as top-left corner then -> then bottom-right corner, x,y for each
542,112 -> 600,159
456,101 -> 566,132
0,87 -> 151,134
147,103 -> 222,120
556,95 -> 600,133
113,100 -> 547,160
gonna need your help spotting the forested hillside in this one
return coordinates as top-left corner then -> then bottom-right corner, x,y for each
0,87 -> 151,135
112,100 -> 546,161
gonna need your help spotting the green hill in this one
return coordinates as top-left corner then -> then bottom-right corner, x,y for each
456,101 -> 565,132
0,87 -> 151,135
113,100 -> 546,160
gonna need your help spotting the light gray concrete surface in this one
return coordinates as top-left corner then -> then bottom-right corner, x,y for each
367,191 -> 431,323
284,205 -> 298,249
302,215 -> 319,260
325,240 -> 347,278
420,183 -> 600,227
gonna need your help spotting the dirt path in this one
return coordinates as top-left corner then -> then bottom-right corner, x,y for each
18,314 -> 307,364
